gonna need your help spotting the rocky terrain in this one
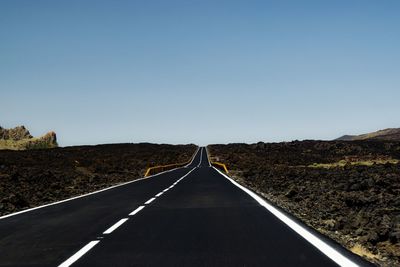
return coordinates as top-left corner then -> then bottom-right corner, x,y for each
0,126 -> 58,150
0,143 -> 196,216
337,128 -> 400,141
208,140 -> 400,266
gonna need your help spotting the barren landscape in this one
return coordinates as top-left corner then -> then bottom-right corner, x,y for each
208,140 -> 400,266
0,143 -> 196,217
2,1 -> 399,265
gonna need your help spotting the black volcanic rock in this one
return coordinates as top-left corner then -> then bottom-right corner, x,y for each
208,140 -> 400,266
0,143 -> 196,216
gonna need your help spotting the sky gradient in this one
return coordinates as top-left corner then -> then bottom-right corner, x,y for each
1,0 -> 399,146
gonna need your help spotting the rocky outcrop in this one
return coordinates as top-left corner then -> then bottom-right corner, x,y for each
25,131 -> 58,149
0,126 -> 32,140
0,126 -> 58,150
42,131 -> 57,144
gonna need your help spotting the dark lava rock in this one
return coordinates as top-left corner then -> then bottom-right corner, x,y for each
285,186 -> 298,198
360,231 -> 380,245
389,228 -> 400,243
209,140 -> 400,266
0,143 -> 196,216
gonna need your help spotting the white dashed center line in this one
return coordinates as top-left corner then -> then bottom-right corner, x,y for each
129,205 -> 145,216
144,197 -> 156,205
58,240 -> 100,267
58,152 -> 200,267
103,218 -> 129,234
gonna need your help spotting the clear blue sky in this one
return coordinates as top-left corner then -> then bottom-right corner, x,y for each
1,0 -> 399,146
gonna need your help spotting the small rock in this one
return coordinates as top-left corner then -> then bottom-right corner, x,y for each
360,231 -> 379,245
389,228 -> 400,243
350,183 -> 361,191
285,187 -> 298,198
389,216 -> 400,244
355,228 -> 364,235
366,178 -> 375,187
378,215 -> 392,240
350,211 -> 369,228
322,219 -> 337,230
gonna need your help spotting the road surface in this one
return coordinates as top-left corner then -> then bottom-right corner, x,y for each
0,147 -> 370,266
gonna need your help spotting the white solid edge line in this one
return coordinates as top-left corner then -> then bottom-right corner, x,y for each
144,197 -> 156,205
58,240 -> 100,267
163,188 -> 169,192
0,164 -> 182,220
155,192 -> 163,197
185,146 -> 200,167
204,146 -> 211,167
0,176 -> 145,220
103,218 -> 129,234
129,205 -> 145,216
212,167 -> 359,267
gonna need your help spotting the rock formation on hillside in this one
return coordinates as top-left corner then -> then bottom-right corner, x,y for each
0,126 -> 58,150
0,125 -> 32,140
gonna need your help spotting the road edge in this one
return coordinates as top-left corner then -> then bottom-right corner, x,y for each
211,166 -> 372,267
0,148 -> 200,220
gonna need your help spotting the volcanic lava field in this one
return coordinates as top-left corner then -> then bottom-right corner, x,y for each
0,143 -> 196,216
1,140 -> 399,266
209,140 -> 400,266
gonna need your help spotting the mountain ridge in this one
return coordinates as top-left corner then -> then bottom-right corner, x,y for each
336,128 -> 400,141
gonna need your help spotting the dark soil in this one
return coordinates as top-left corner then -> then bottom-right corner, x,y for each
208,140 -> 400,266
0,143 -> 196,216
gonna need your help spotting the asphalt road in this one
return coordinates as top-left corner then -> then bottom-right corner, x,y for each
0,147 -> 370,266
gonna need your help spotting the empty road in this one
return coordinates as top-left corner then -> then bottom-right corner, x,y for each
0,147 -> 370,266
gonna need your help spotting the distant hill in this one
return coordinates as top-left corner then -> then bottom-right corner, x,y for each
336,128 -> 400,141
0,125 -> 58,150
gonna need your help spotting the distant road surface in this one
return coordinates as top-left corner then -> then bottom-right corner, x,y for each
0,147 -> 372,266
